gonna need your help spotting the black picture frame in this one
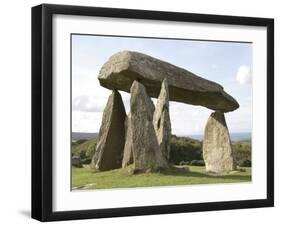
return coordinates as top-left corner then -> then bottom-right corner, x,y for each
32,3 -> 274,222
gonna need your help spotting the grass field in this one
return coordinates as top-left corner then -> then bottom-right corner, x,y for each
72,165 -> 251,190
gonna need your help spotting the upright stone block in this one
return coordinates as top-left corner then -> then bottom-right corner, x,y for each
203,111 -> 236,174
91,90 -> 126,171
122,112 -> 134,168
153,79 -> 171,161
130,81 -> 168,173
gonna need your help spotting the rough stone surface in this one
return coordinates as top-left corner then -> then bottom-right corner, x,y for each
153,79 -> 171,161
122,112 -> 134,168
130,81 -> 168,172
98,51 -> 239,112
203,111 -> 236,174
91,90 -> 126,171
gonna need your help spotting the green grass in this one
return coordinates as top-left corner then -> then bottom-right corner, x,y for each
72,165 -> 251,190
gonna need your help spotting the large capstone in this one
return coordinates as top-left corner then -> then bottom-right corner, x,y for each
98,51 -> 239,112
202,111 -> 236,174
130,80 -> 168,172
122,112 -> 134,168
153,79 -> 171,161
91,90 -> 126,171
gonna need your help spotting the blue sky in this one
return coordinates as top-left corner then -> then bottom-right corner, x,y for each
72,34 -> 252,136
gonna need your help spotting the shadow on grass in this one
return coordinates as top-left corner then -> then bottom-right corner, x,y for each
160,167 -> 251,181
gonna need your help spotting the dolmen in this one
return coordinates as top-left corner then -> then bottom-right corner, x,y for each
91,50 -> 239,174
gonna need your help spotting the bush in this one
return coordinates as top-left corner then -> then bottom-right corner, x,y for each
232,141 -> 251,166
169,135 -> 203,164
179,161 -> 189,166
190,160 -> 205,166
179,161 -> 186,166
81,158 -> 92,164
239,159 -> 251,167
72,140 -> 97,165
72,156 -> 82,168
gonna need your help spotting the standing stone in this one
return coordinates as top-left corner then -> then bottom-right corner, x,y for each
153,79 -> 171,161
203,111 -> 236,174
91,90 -> 126,171
130,81 -> 168,173
122,112 -> 134,168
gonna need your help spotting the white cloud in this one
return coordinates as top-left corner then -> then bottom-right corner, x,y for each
236,65 -> 252,85
72,95 -> 107,112
72,111 -> 103,132
226,106 -> 252,133
169,102 -> 211,136
72,91 -> 131,113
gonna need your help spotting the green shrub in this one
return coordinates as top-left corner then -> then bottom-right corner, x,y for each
169,135 -> 202,164
81,158 -> 92,164
179,161 -> 190,166
232,141 -> 251,167
239,159 -> 251,167
179,161 -> 186,166
72,156 -> 82,168
72,140 -> 97,163
190,160 -> 205,166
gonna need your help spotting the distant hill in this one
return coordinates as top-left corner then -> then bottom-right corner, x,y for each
188,132 -> 251,142
72,132 -> 98,141
72,132 -> 251,142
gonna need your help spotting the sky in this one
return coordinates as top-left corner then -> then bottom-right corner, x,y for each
72,34 -> 252,136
